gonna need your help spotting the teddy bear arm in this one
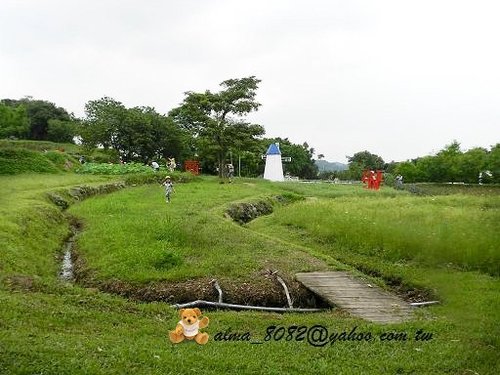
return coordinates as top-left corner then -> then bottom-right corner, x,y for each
199,316 -> 209,328
174,323 -> 184,335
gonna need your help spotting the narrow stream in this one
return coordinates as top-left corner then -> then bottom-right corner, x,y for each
59,225 -> 77,282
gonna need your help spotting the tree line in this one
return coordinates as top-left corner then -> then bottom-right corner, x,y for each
392,141 -> 499,184
320,143 -> 499,184
2,78 -> 498,182
0,77 -> 318,178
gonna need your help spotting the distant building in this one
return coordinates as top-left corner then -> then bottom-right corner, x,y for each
263,143 -> 284,181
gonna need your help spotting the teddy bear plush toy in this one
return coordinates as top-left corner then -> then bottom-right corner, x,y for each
169,308 -> 209,345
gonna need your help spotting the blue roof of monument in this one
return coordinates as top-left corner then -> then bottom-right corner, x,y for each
266,143 -> 281,155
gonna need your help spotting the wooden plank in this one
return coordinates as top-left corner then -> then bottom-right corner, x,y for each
295,271 -> 413,324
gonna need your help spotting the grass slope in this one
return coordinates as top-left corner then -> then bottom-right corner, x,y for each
68,180 -> 324,284
1,175 -> 499,374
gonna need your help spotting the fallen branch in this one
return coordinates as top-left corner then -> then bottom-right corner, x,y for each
275,275 -> 293,308
410,301 -> 440,307
172,300 -> 327,313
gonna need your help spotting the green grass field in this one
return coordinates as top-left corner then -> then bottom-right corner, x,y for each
1,172 -> 499,374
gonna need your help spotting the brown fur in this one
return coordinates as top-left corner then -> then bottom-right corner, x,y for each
169,308 -> 209,345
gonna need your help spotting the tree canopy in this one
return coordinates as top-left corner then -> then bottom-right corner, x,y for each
347,150 -> 385,180
1,97 -> 71,141
394,141 -> 499,183
79,97 -> 189,163
169,76 -> 264,177
4,91 -> 497,184
0,103 -> 29,139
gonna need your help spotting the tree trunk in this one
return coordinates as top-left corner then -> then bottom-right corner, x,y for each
218,151 -> 225,179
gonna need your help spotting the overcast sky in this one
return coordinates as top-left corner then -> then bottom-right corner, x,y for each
1,0 -> 499,163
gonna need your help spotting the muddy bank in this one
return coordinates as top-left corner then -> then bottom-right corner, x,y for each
353,263 -> 437,303
72,252 -> 326,308
226,193 -> 303,224
47,182 -> 126,209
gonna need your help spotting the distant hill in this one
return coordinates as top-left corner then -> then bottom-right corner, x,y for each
315,160 -> 348,172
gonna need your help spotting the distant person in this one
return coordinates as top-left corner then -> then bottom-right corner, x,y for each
79,155 -> 85,164
227,163 -> 234,182
395,174 -> 404,189
151,161 -> 160,172
161,175 -> 175,203
167,157 -> 176,173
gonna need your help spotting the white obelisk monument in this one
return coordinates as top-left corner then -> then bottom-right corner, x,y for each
263,143 -> 284,181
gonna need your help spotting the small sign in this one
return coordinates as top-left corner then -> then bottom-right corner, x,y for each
281,157 -> 292,162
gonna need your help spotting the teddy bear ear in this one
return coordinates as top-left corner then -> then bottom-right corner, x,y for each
193,308 -> 202,316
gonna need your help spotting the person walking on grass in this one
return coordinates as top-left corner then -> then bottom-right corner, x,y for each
161,175 -> 175,203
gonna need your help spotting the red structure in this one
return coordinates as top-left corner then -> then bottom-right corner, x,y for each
184,160 -> 200,175
362,170 -> 369,186
362,170 -> 383,190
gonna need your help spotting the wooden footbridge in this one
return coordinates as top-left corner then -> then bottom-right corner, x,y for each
296,271 -> 413,323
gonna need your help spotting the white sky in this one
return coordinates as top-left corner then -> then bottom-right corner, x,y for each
1,0 -> 499,163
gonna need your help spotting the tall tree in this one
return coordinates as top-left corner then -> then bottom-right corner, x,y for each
434,141 -> 462,182
113,106 -> 189,162
47,119 -> 77,143
0,103 -> 29,138
80,97 -> 126,150
1,98 -> 70,140
394,160 -> 420,182
169,76 -> 264,178
79,97 -> 189,163
459,147 -> 488,183
347,150 -> 385,180
487,143 -> 500,183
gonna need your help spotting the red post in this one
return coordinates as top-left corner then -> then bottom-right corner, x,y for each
374,170 -> 383,190
362,170 -> 369,188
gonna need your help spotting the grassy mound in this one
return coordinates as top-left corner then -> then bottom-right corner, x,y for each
0,147 -> 79,174
250,194 -> 500,276
68,180 -> 324,288
0,139 -> 82,153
